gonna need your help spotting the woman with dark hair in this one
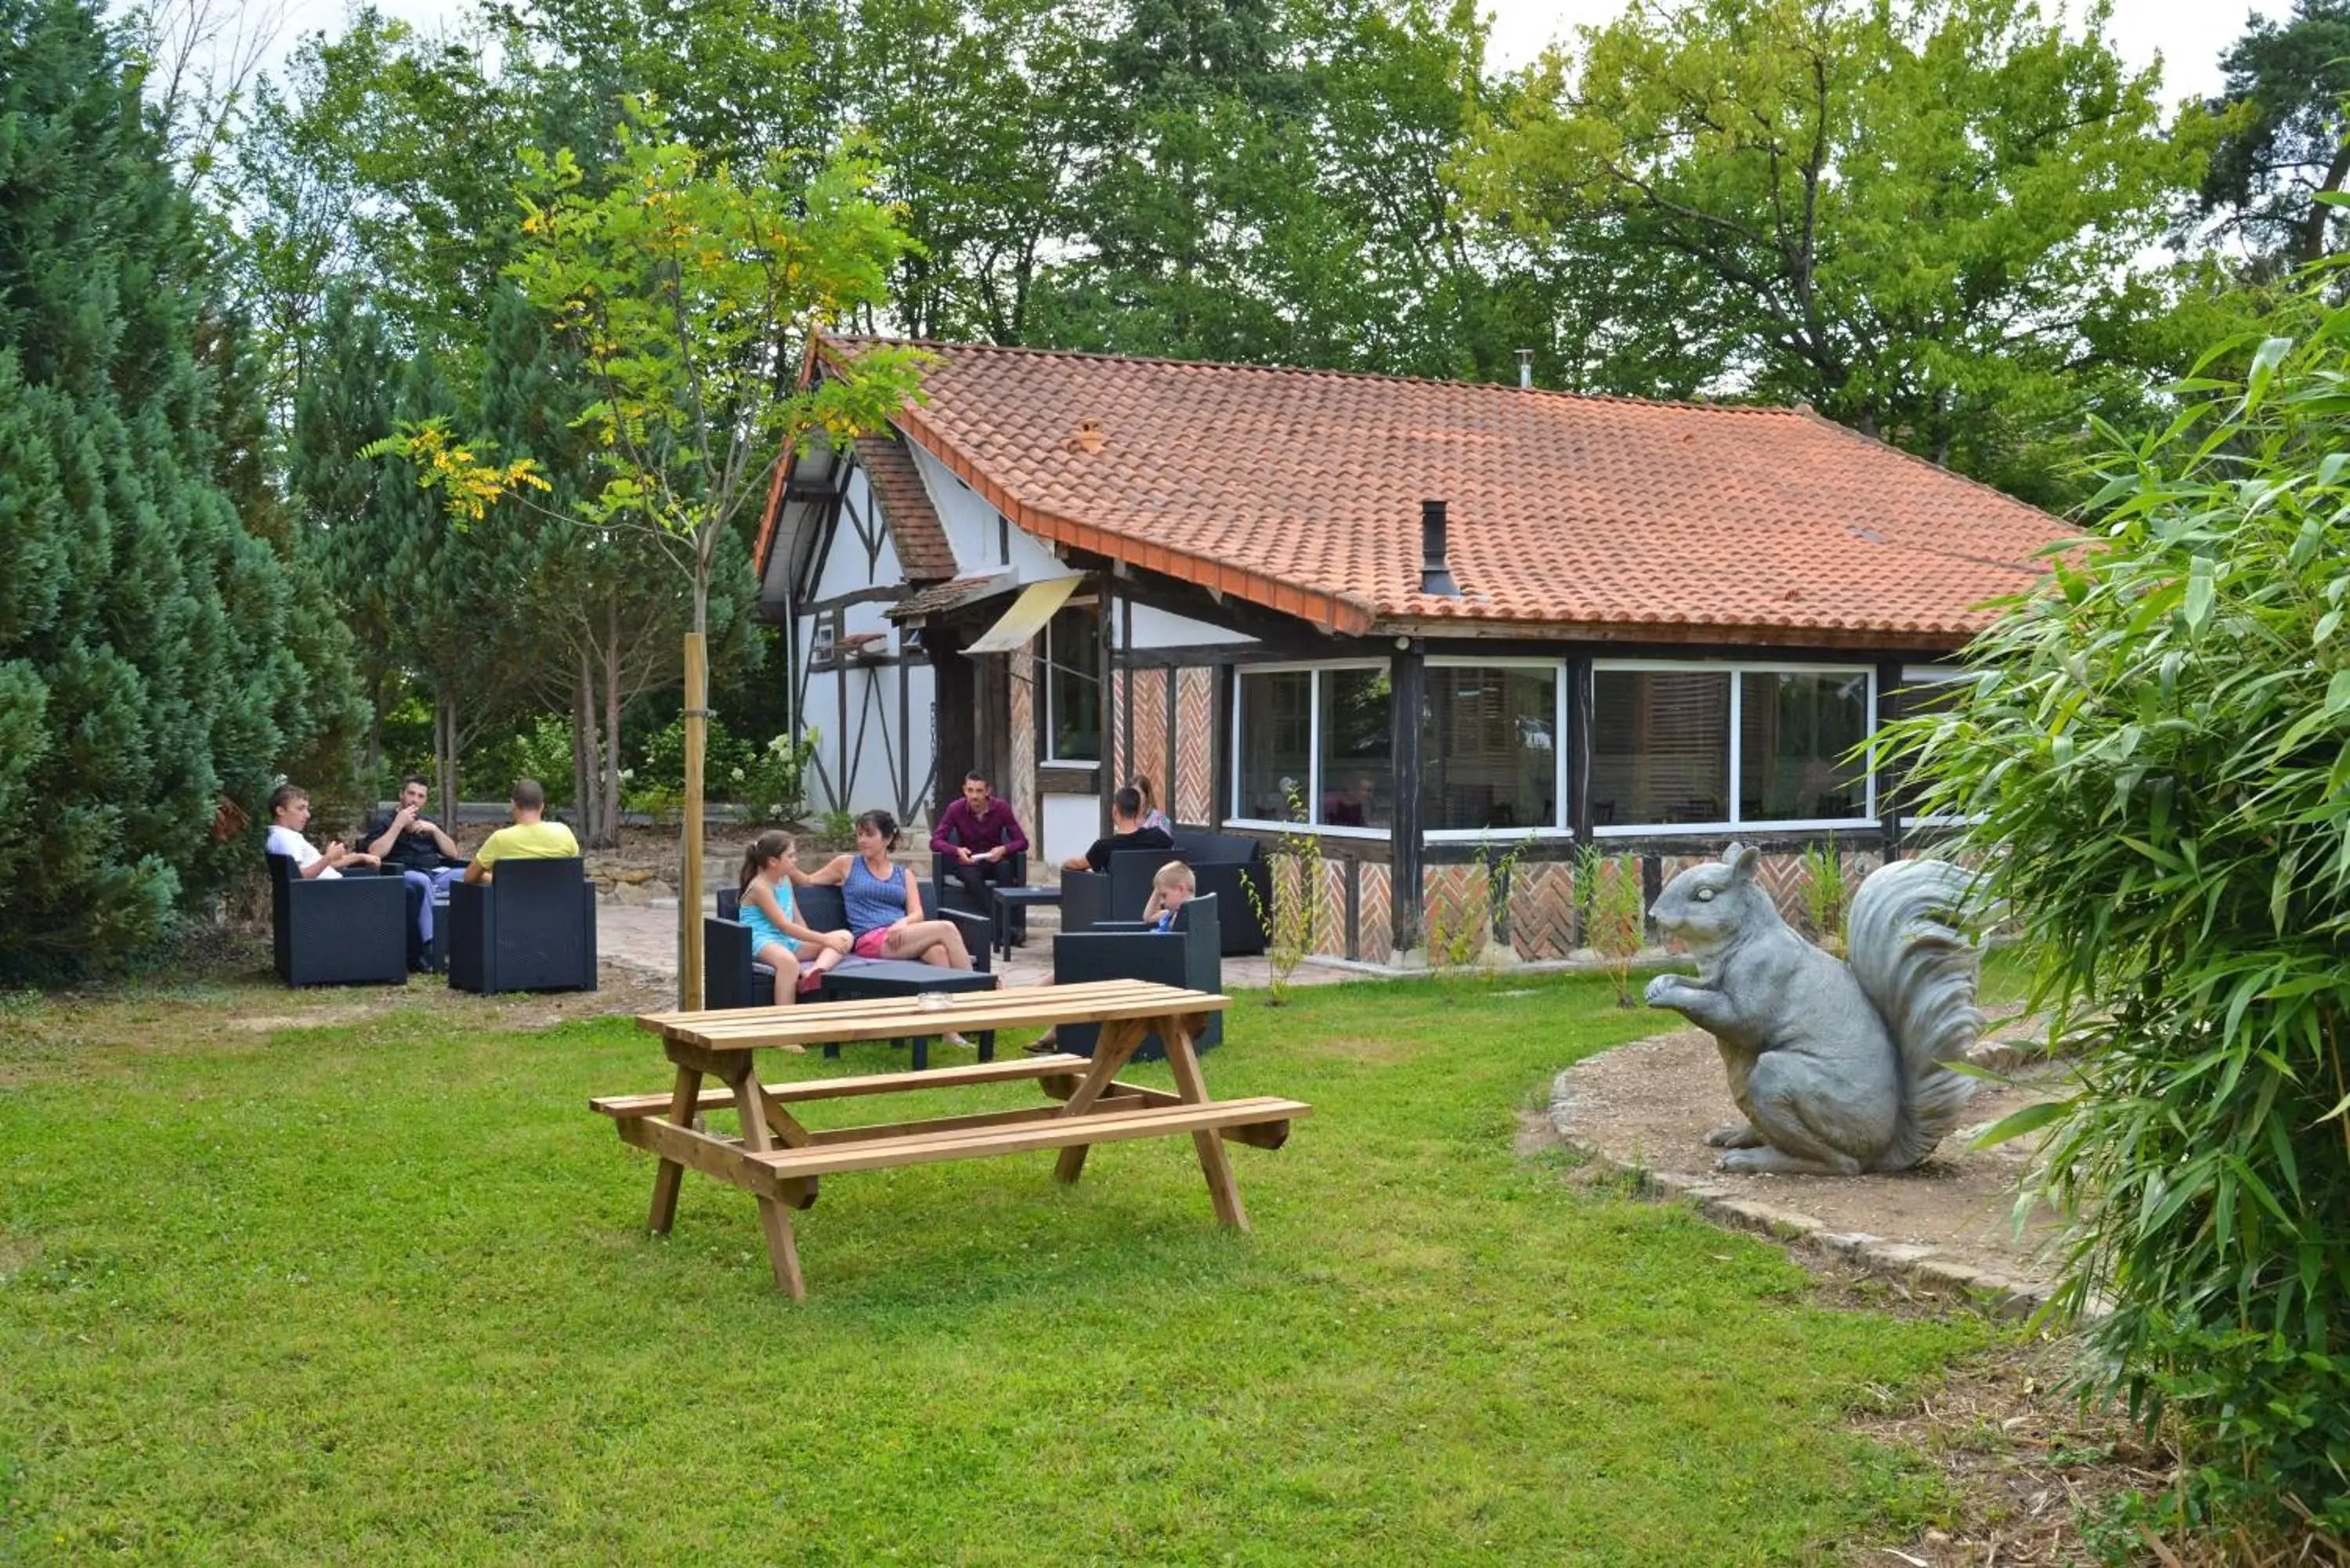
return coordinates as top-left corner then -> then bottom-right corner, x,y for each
802,809 -> 977,971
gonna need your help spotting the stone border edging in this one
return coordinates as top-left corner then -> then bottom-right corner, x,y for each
1547,1068 -> 2066,1323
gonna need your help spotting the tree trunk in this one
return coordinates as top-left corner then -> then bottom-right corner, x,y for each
435,694 -> 459,824
678,630 -> 707,1011
366,665 -> 385,773
602,613 -> 623,851
573,650 -> 599,847
2300,132 -> 2350,266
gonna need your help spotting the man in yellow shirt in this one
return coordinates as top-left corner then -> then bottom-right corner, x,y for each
464,779 -> 580,883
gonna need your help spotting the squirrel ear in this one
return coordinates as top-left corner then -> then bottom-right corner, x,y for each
1723,843 -> 1759,883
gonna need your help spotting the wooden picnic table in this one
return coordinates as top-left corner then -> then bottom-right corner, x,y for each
595,979 -> 1311,1299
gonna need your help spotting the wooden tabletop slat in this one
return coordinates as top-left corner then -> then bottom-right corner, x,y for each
750,1097 -> 1313,1178
638,978 -> 1186,1034
635,977 -> 1175,1033
641,981 -> 1228,1050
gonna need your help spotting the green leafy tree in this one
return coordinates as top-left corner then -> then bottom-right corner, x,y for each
1,0 -> 359,974
1474,0 -> 2206,502
842,0 -> 1103,341
2196,0 -> 2350,274
470,282 -> 742,848
392,96 -> 923,1005
1885,294 -> 2350,1541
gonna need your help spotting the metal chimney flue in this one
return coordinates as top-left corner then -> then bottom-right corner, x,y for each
1516,349 -> 1534,389
1421,499 -> 1459,598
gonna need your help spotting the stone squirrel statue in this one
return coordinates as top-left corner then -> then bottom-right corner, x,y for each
1643,845 -> 1982,1176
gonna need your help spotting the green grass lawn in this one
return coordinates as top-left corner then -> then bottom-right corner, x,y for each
0,967 -> 2004,1565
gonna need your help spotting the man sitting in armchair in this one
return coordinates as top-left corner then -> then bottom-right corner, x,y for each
463,778 -> 579,883
363,774 -> 468,970
931,771 -> 1029,913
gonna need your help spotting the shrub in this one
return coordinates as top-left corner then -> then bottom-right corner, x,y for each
1885,299 -> 2350,1542
637,712 -> 753,795
1240,785 -> 1323,1004
733,731 -> 818,826
1799,842 -> 1849,955
1426,836 -> 1538,971
1575,847 -> 1647,1007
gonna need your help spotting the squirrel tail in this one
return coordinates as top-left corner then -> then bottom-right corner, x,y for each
1847,856 -> 1984,1171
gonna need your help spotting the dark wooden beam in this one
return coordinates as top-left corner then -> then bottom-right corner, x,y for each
1212,663 -> 1235,828
1389,645 -> 1426,958
1875,658 -> 1906,863
1567,655 -> 1596,844
1097,573 -> 1115,837
1120,595 -> 1136,787
802,584 -> 904,616
932,630 -> 974,797
1062,553 -> 1340,658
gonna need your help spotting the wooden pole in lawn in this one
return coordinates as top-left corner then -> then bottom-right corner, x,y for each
680,630 -> 707,1012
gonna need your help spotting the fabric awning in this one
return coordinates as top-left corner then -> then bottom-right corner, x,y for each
964,575 -> 1083,655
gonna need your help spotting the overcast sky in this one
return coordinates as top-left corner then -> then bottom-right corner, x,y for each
1475,0 -> 2284,98
247,0 -> 2284,114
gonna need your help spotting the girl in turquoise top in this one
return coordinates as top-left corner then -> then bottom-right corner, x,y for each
739,830 -> 853,1006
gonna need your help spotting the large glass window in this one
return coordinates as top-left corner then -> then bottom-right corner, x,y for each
1318,669 -> 1393,829
1896,667 -> 1979,827
1422,665 -> 1558,831
1738,670 -> 1870,822
1232,667 -> 1395,828
1044,602 -> 1100,763
1236,670 -> 1312,821
1589,671 -> 1731,826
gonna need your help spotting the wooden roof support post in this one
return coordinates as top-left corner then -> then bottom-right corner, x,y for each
1098,572 -> 1117,839
1389,642 -> 1426,961
1875,657 -> 1906,864
1567,655 -> 1597,948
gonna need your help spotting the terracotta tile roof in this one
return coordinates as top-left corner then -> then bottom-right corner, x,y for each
886,571 -> 1015,622
812,336 -> 2072,649
853,432 -> 955,582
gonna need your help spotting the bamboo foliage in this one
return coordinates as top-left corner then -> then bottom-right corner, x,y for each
1882,284 -> 2350,1539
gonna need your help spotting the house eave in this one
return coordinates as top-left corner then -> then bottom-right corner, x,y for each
1372,615 -> 1978,654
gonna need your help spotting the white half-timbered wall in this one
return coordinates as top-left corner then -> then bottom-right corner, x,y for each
791,435 -> 1260,839
794,454 -> 936,822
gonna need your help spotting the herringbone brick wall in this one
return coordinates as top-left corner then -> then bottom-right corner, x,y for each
1127,668 -> 1168,802
1173,669 -> 1214,824
1008,646 -> 1037,837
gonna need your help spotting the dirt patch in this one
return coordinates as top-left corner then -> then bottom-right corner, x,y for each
1841,1336 -> 2172,1567
1551,1023 -> 2067,1290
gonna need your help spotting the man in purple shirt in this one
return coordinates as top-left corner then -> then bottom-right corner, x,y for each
931,771 -> 1030,913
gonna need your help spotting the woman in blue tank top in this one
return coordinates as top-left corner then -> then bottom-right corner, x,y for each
738,830 -> 853,1006
804,809 -> 977,971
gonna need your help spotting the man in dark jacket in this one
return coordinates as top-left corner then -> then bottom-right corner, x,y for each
363,775 -> 468,970
931,771 -> 1030,912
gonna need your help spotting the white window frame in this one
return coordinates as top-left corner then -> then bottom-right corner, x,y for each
1225,660 -> 1393,840
1423,656 -> 1572,841
1589,659 -> 1878,837
1042,598 -> 1101,768
1896,664 -> 1986,829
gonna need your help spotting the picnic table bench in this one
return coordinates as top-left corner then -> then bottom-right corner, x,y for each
596,979 -> 1311,1298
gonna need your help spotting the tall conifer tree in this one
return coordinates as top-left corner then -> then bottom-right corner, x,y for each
0,0 -> 359,974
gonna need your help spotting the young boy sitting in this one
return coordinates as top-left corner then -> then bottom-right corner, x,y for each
1141,860 -> 1194,932
1029,861 -> 1195,1053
